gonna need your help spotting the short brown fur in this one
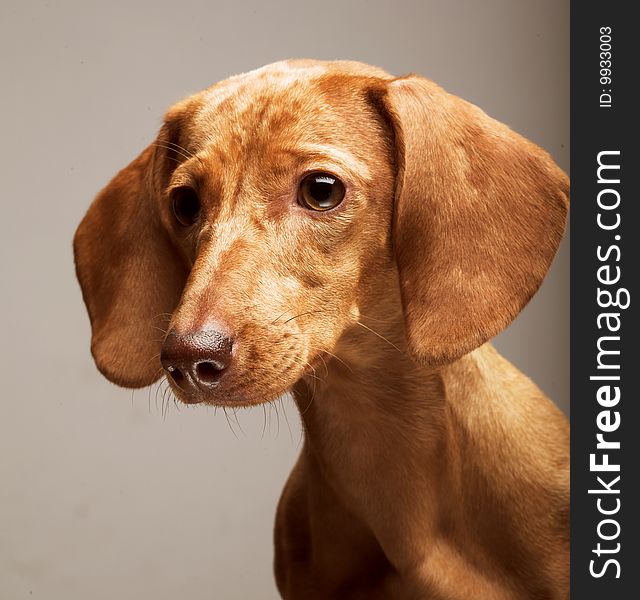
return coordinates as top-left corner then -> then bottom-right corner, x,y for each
74,60 -> 569,599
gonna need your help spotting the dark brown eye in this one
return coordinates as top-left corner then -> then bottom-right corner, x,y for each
298,172 -> 345,211
171,186 -> 200,226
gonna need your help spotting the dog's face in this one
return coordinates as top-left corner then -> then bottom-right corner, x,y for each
74,60 -> 568,406
156,64 -> 397,405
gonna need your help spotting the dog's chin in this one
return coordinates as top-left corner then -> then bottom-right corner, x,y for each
163,347 -> 332,408
166,371 -> 303,408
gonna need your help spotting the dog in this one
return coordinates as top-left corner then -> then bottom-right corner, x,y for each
74,59 -> 569,599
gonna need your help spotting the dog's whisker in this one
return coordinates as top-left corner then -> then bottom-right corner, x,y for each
277,333 -> 353,372
280,396 -> 294,444
295,358 -> 326,384
357,312 -> 405,325
149,379 -> 156,414
300,373 -> 317,416
222,406 -> 239,439
159,154 -> 184,167
271,306 -> 339,327
356,321 -> 403,353
152,142 -> 194,163
145,353 -> 162,367
148,376 -> 160,412
271,310 -> 290,325
165,385 -> 174,420
282,309 -> 329,325
273,400 -> 280,438
317,348 -> 352,373
231,407 -> 246,436
159,139 -> 197,159
154,141 -> 208,171
261,404 -> 267,439
317,353 -> 329,378
162,384 -> 170,420
283,355 -> 326,384
297,355 -> 327,381
154,379 -> 161,412
162,140 -> 208,170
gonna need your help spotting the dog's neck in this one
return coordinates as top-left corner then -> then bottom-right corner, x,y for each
294,330 -> 446,428
292,303 -> 450,461
291,321 -> 452,566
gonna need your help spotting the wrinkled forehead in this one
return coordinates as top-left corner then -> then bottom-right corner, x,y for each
181,63 -> 388,160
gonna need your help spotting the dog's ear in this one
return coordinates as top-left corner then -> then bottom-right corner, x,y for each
74,120 -> 188,388
379,76 -> 568,365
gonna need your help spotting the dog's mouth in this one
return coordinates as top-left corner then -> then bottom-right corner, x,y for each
159,309 -> 344,408
163,345 -> 319,408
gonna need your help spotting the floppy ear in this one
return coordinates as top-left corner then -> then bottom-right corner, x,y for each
380,76 -> 569,365
74,132 -> 188,388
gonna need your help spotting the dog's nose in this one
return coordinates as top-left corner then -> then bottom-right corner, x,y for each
160,327 -> 234,392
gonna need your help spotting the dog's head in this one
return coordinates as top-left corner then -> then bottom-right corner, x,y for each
74,59 -> 568,405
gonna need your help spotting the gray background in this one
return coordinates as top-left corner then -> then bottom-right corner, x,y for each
0,1 -> 568,598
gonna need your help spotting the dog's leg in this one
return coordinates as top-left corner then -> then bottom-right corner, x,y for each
274,447 -> 400,599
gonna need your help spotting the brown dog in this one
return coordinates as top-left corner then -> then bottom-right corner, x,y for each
74,60 -> 569,599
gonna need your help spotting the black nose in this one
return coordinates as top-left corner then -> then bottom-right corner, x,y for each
161,328 -> 234,393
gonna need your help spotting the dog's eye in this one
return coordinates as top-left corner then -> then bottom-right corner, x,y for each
171,186 -> 200,226
298,173 -> 345,211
